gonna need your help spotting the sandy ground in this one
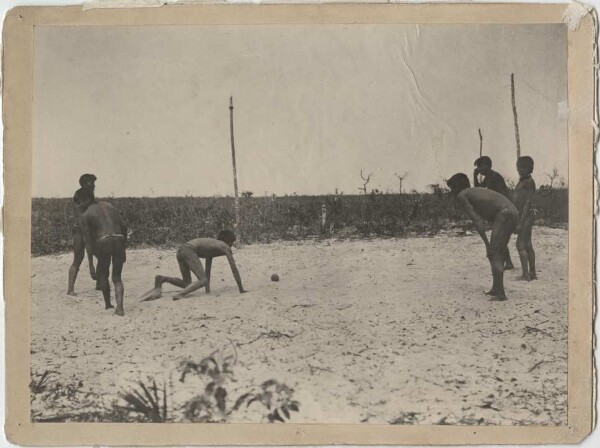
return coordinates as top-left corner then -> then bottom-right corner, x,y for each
30,228 -> 567,425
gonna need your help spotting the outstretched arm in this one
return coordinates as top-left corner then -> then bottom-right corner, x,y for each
205,257 -> 212,293
459,195 -> 491,255
225,250 -> 247,293
81,217 -> 97,280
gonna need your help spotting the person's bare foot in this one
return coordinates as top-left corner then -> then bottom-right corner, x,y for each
516,274 -> 529,281
172,294 -> 185,301
485,289 -> 499,296
504,264 -> 515,271
67,291 -> 77,297
140,287 -> 162,302
114,308 -> 124,316
528,273 -> 537,281
490,295 -> 507,301
105,303 -> 114,310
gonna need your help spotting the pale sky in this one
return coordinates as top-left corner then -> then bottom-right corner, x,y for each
34,24 -> 567,197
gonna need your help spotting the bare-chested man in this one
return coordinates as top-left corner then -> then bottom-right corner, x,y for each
473,156 -> 514,270
67,174 -> 97,296
140,230 -> 247,302
513,156 -> 537,281
447,173 -> 519,301
79,190 -> 128,316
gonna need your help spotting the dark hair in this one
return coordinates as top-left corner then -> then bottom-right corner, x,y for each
79,173 -> 97,187
474,156 -> 492,168
217,229 -> 236,244
446,173 -> 471,193
517,156 -> 534,173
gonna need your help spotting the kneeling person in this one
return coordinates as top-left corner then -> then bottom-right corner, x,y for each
80,191 -> 128,316
447,173 -> 518,301
142,230 -> 247,301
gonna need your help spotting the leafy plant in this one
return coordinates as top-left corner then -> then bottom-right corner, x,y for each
115,379 -> 169,423
178,352 -> 300,423
237,379 -> 300,423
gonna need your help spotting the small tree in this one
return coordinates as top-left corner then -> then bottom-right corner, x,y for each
358,170 -> 373,194
394,172 -> 408,194
545,168 -> 560,188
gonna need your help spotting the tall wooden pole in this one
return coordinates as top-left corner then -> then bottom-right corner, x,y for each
478,128 -> 483,158
510,73 -> 521,159
229,96 -> 240,237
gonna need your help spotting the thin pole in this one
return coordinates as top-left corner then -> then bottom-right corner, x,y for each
510,73 -> 521,159
229,96 -> 240,237
478,128 -> 483,158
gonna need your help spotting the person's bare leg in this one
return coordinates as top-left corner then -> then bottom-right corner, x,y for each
155,275 -> 189,289
173,256 -> 206,300
527,242 -> 537,280
489,253 -> 507,301
96,253 -> 113,309
172,279 -> 206,300
67,266 -> 80,296
523,219 -> 536,280
67,233 -> 85,296
516,233 -> 529,280
488,212 -> 514,300
504,248 -> 514,270
100,275 -> 113,309
112,246 -> 125,316
114,280 -> 124,316
485,255 -> 499,296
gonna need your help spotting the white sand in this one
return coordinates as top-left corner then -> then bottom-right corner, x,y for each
30,228 -> 567,424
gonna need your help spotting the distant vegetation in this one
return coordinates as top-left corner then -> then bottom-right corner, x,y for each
31,186 -> 568,256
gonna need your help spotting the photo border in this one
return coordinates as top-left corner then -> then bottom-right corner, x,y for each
3,3 -> 594,445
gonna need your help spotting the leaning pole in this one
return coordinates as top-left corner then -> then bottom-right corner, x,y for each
510,73 -> 521,159
229,96 -> 240,239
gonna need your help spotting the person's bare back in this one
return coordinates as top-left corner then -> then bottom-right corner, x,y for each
181,238 -> 232,259
457,188 -> 518,222
447,174 -> 518,300
82,202 -> 127,240
80,199 -> 127,316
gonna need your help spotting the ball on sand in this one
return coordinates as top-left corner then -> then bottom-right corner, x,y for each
271,274 -> 280,282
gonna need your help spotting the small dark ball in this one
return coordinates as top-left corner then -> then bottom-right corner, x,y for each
271,274 -> 280,282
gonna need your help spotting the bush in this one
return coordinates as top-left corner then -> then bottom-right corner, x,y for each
31,189 -> 568,256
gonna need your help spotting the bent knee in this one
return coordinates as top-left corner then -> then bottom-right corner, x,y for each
111,274 -> 123,283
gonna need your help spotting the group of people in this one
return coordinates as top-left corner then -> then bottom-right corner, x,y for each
66,156 -> 536,316
447,155 -> 536,301
67,174 -> 247,317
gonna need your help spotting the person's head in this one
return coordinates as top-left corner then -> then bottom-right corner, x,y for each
217,229 -> 236,247
474,156 -> 492,175
516,156 -> 534,178
79,174 -> 97,190
446,173 -> 471,196
74,188 -> 96,212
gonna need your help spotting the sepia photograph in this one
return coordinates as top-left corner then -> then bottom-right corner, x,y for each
2,3 -> 594,445
27,21 -> 572,426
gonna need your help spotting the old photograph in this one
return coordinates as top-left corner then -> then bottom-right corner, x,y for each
29,23 -> 569,426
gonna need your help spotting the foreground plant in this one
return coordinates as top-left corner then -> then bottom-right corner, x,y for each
179,351 -> 300,423
116,378 -> 169,423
